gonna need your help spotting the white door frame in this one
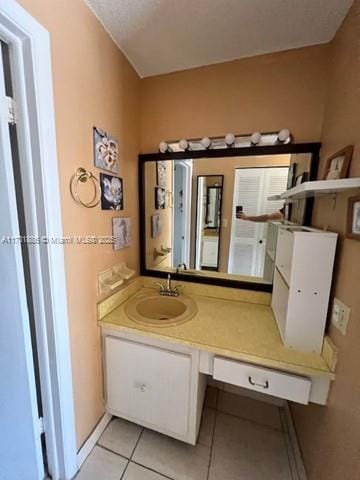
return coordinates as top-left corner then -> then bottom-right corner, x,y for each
0,2 -> 77,479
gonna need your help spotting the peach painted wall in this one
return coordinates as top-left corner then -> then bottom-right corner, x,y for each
291,2 -> 360,479
140,45 -> 329,152
17,0 -> 141,448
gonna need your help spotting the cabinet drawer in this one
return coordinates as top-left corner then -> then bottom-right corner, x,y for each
105,337 -> 191,436
213,357 -> 311,404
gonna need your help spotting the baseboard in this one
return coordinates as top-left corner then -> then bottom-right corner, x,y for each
283,402 -> 307,480
77,412 -> 112,468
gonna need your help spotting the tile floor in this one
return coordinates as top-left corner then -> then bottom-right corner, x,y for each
76,387 -> 298,480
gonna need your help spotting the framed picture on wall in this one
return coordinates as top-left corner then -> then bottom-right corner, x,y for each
93,127 -> 119,174
155,186 -> 166,209
323,145 -> 353,180
100,173 -> 124,210
112,217 -> 131,250
347,195 -> 360,241
156,161 -> 167,187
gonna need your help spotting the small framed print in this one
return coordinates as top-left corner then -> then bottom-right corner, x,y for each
151,214 -> 162,238
156,161 -> 167,187
155,186 -> 166,209
100,173 -> 123,210
347,195 -> 360,241
93,127 -> 119,174
113,217 -> 131,250
323,145 -> 353,180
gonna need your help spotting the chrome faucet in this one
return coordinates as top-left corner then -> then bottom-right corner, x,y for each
176,263 -> 188,273
157,274 -> 180,297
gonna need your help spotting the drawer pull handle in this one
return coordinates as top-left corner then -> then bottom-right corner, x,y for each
248,376 -> 269,389
140,384 -> 147,392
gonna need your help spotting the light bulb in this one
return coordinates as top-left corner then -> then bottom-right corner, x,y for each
250,132 -> 261,145
225,133 -> 235,147
201,137 -> 211,149
278,129 -> 291,143
159,141 -> 169,153
179,139 -> 189,150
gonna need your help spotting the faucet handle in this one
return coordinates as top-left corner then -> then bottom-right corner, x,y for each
156,282 -> 165,291
172,284 -> 183,294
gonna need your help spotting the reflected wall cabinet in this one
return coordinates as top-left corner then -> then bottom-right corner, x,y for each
271,225 -> 337,353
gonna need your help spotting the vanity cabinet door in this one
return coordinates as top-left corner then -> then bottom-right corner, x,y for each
275,228 -> 294,285
105,336 -> 191,437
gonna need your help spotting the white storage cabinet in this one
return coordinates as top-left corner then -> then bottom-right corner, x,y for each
201,236 -> 219,268
103,331 -> 206,444
271,225 -> 337,353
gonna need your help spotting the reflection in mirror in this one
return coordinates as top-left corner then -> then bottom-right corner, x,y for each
143,152 -> 314,286
195,176 -> 223,271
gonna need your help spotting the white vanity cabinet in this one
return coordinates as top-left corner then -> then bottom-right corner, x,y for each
102,330 -> 206,445
201,235 -> 219,268
272,225 -> 337,353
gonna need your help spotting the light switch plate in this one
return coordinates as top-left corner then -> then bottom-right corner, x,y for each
331,297 -> 351,335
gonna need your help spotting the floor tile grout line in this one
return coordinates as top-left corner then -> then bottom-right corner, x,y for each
206,394 -> 219,480
119,427 -> 144,480
130,426 -> 145,459
96,443 -> 129,461
119,459 -> 130,480
284,432 -> 298,480
279,408 -> 300,480
130,459 -> 176,480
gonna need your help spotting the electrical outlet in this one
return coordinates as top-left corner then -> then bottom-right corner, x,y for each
222,218 -> 228,227
331,297 -> 351,335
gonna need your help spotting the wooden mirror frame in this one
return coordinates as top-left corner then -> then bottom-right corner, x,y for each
139,142 -> 321,292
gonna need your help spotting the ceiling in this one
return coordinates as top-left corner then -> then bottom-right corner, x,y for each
85,0 -> 353,78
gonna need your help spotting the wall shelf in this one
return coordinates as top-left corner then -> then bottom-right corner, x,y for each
280,178 -> 360,201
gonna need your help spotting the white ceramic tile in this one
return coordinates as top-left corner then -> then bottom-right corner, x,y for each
209,413 -> 292,480
123,462 -> 169,480
197,407 -> 216,447
217,391 -> 282,430
204,386 -> 218,409
98,417 -> 142,458
133,429 -> 210,480
76,446 -> 127,480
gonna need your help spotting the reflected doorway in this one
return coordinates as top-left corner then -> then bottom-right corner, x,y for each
172,160 -> 193,268
228,167 -> 288,277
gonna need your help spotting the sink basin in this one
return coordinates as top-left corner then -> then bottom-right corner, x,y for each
125,293 -> 197,326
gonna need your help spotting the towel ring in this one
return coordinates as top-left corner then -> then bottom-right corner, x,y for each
70,168 -> 101,208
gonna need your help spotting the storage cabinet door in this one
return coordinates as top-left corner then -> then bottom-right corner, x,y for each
105,336 -> 191,436
275,228 -> 294,284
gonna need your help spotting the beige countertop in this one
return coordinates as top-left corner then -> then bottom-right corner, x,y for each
99,279 -> 334,379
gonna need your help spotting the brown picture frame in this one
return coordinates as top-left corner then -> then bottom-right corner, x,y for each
347,195 -> 360,241
323,145 -> 353,180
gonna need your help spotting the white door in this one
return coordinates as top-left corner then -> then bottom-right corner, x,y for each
228,167 -> 288,277
0,42 -> 44,480
173,160 -> 192,267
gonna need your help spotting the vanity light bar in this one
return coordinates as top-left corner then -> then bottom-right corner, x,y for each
159,130 -> 292,152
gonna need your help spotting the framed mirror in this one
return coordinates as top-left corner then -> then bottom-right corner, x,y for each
195,176 -> 223,272
139,143 -> 320,291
